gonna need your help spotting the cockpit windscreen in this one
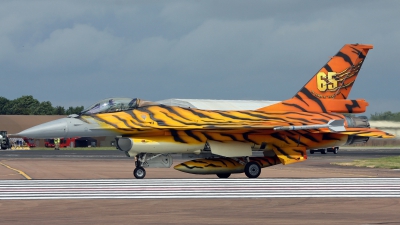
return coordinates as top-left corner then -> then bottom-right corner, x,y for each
81,98 -> 138,115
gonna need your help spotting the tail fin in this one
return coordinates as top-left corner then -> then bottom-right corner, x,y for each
259,44 -> 373,113
298,43 -> 373,100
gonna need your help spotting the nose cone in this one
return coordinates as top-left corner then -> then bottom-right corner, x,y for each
17,118 -> 68,139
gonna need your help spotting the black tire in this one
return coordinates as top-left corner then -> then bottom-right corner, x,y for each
244,162 -> 261,178
333,147 -> 339,154
133,167 -> 146,179
216,173 -> 231,178
310,150 -> 314,154
321,148 -> 327,154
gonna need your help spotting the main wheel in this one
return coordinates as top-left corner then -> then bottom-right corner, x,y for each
333,147 -> 339,154
244,162 -> 261,178
133,167 -> 146,179
216,173 -> 231,178
321,149 -> 327,154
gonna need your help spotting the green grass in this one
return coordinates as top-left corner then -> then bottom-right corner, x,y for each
332,156 -> 400,169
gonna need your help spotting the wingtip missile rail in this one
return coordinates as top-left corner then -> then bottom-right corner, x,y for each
273,120 -> 345,132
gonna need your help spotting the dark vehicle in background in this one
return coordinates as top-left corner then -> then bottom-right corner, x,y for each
310,147 -> 339,154
0,131 -> 11,150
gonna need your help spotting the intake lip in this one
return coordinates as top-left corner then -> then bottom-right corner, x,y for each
116,137 -> 133,151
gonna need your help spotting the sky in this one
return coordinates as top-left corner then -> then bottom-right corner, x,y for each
1,0 -> 399,116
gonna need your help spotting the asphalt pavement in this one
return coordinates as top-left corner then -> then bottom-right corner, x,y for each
1,147 -> 400,225
0,147 -> 399,159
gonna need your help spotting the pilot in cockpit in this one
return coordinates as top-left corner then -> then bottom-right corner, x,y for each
80,98 -> 141,115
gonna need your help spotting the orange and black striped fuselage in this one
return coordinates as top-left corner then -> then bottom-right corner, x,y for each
82,104 -> 389,153
15,44 -> 395,178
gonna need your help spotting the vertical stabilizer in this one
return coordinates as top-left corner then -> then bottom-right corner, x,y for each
296,43 -> 373,100
258,44 -> 373,113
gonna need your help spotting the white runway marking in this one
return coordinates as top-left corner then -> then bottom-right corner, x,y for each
1,178 -> 400,199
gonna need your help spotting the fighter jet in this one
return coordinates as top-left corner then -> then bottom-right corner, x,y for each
18,44 -> 394,179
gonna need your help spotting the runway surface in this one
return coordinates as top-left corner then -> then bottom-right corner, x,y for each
0,147 -> 399,159
1,148 -> 400,224
1,178 -> 400,199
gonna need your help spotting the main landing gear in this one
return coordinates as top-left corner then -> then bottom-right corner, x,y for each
214,158 -> 261,179
244,161 -> 261,178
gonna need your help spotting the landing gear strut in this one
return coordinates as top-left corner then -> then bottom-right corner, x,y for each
131,153 -> 173,179
133,153 -> 146,179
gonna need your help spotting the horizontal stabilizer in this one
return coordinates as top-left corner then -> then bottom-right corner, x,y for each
337,128 -> 395,138
272,146 -> 307,165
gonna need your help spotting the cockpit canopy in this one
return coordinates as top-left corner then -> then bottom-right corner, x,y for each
80,98 -> 159,115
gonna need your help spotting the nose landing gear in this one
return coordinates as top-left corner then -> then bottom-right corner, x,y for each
131,153 -> 173,179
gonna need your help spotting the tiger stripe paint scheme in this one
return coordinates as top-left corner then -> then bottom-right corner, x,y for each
16,43 -> 395,178
83,44 -> 391,178
85,103 -> 392,175
174,156 -> 282,175
174,146 -> 308,175
258,44 -> 373,113
298,43 -> 372,100
84,106 -> 392,142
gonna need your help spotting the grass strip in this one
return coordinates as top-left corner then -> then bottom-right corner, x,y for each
332,156 -> 400,169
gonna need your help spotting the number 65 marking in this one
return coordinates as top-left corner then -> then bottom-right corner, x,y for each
317,72 -> 338,91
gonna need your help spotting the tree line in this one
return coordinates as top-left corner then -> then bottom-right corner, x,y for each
0,95 -> 84,115
370,111 -> 400,122
2,95 -> 400,121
